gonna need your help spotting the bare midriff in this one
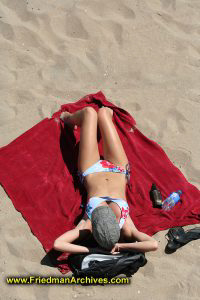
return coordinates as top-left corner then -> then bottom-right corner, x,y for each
83,172 -> 128,201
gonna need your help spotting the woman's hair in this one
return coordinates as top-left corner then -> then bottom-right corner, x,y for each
91,206 -> 120,250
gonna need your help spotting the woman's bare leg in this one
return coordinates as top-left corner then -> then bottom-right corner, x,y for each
97,107 -> 128,166
61,107 -> 100,172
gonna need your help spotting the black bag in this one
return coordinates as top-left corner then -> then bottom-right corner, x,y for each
68,251 -> 147,279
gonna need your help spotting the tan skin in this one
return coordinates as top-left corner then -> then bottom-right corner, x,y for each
53,107 -> 158,254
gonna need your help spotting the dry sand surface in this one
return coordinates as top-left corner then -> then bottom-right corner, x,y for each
0,0 -> 200,299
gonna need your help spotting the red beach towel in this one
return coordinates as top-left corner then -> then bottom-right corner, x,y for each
0,91 -> 199,274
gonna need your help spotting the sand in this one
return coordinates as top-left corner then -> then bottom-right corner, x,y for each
0,0 -> 200,299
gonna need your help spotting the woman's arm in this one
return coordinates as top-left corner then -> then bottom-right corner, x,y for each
117,233 -> 158,253
114,216 -> 158,253
53,219 -> 92,254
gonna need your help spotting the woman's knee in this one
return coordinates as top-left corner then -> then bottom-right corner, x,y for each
97,107 -> 112,121
83,106 -> 97,119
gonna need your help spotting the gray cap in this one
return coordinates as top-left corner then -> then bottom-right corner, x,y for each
91,206 -> 120,250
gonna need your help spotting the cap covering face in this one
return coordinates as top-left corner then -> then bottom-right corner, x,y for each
91,206 -> 120,250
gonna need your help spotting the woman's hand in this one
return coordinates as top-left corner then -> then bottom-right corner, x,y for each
110,243 -> 120,254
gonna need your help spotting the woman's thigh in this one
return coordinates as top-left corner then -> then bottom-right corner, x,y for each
78,107 -> 100,172
98,107 -> 128,166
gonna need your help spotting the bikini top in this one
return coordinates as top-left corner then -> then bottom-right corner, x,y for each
86,196 -> 129,229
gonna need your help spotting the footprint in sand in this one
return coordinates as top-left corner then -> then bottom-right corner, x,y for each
167,108 -> 189,134
2,0 -> 37,23
65,14 -> 89,39
130,102 -> 141,112
157,108 -> 189,141
0,20 -> 15,40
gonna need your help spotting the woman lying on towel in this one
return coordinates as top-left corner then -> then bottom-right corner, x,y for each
53,107 -> 158,255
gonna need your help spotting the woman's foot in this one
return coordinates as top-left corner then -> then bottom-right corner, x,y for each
60,108 -> 94,129
60,111 -> 77,129
60,111 -> 70,122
